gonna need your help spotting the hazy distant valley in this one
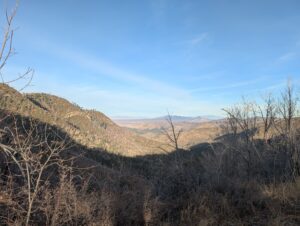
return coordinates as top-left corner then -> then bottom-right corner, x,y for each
115,116 -> 223,148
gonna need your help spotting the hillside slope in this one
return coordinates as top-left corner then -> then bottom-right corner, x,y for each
0,84 -> 165,156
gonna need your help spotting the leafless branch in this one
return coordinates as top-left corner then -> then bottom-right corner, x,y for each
0,0 -> 34,91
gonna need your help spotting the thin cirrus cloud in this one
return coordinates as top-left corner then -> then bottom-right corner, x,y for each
182,71 -> 224,82
22,77 -> 221,117
12,32 -> 275,117
15,34 -> 224,116
189,78 -> 266,94
187,33 -> 209,46
175,32 -> 210,47
277,52 -> 297,62
276,40 -> 300,63
27,36 -> 189,99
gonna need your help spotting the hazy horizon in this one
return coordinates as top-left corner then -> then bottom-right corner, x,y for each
1,0 -> 300,117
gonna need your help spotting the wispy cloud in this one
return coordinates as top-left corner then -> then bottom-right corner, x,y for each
174,32 -> 210,48
189,78 -> 265,93
231,78 -> 300,97
11,34 -> 226,116
183,71 -> 224,82
187,33 -> 209,46
24,36 -> 189,98
174,32 -> 210,62
263,81 -> 286,91
62,51 -> 187,96
243,81 -> 286,95
278,52 -> 296,62
275,39 -> 300,63
17,75 -> 222,117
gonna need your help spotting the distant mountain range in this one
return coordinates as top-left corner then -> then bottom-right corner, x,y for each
114,115 -> 223,123
155,115 -> 222,122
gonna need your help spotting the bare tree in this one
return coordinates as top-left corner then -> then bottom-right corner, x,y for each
221,82 -> 300,180
222,99 -> 261,179
275,81 -> 300,178
0,4 -> 38,223
0,0 -> 34,91
258,93 -> 277,143
161,113 -> 183,151
277,81 -> 298,138
222,98 -> 258,144
0,115 -> 72,226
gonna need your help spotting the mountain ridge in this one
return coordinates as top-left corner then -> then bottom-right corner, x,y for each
0,84 -> 166,156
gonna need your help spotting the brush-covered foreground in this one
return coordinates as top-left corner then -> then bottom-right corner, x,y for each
1,85 -> 300,226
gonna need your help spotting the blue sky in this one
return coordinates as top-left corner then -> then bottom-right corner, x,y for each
1,0 -> 300,117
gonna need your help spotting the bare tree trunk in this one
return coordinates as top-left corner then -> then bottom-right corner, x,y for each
161,113 -> 183,151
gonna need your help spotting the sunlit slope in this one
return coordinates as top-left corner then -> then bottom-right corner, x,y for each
0,84 -> 165,156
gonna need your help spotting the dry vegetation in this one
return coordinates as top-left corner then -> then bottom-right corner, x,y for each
1,2 -> 300,226
1,86 -> 300,225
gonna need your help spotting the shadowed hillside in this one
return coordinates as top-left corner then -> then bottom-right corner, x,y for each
1,81 -> 300,226
0,84 -> 167,156
1,106 -> 300,225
